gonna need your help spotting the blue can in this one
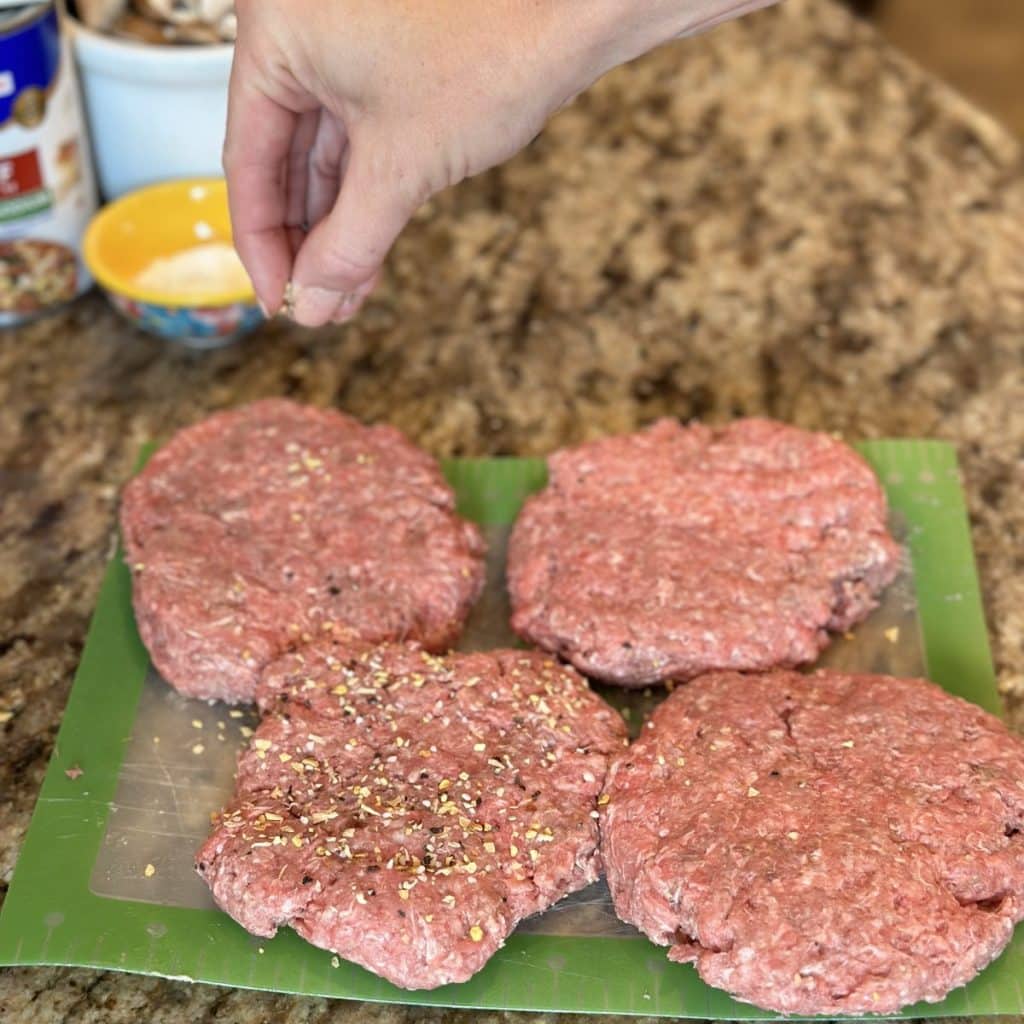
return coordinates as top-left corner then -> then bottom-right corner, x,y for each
0,2 -> 97,324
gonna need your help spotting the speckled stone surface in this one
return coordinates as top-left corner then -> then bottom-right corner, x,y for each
1,0 -> 1022,1020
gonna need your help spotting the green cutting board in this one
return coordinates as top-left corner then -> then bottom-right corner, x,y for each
0,441 -> 1020,1019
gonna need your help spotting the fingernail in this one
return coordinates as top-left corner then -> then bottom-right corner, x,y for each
291,284 -> 345,326
331,293 -> 362,324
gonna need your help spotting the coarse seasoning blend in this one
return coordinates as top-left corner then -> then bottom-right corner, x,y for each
0,1 -> 97,324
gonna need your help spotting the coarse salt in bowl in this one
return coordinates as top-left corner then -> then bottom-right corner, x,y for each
83,177 -> 264,349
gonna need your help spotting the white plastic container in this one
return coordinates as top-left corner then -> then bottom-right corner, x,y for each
66,14 -> 231,199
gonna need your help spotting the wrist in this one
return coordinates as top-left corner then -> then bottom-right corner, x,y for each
574,0 -> 689,72
570,0 -> 777,79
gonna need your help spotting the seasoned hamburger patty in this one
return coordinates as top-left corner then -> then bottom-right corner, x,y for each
508,418 -> 901,687
196,641 -> 627,989
120,400 -> 485,702
600,669 -> 1024,1015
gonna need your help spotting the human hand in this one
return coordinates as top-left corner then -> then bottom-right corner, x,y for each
225,0 -> 777,326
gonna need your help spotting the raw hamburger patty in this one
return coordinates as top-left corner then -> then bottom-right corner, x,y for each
120,400 -> 485,702
600,669 -> 1024,1015
196,641 -> 627,989
508,418 -> 901,687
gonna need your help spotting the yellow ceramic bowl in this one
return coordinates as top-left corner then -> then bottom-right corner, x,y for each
83,178 -> 263,348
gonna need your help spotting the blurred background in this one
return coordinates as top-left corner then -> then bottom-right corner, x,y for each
858,0 -> 1024,136
20,0 -> 1022,341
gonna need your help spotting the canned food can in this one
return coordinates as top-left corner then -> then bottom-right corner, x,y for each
0,2 -> 97,325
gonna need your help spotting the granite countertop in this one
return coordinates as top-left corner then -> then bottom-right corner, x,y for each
1,0 -> 1023,1020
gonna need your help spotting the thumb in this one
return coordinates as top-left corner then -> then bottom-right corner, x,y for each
290,141 -> 420,326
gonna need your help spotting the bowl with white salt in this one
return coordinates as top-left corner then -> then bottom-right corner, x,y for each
83,177 -> 263,348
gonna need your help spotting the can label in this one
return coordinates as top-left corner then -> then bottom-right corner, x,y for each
0,3 -> 97,324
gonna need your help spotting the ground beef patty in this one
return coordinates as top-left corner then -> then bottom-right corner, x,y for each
508,418 -> 901,687
601,669 -> 1024,1015
120,400 -> 485,702
196,641 -> 627,989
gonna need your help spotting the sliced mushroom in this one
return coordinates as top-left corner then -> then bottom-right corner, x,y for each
76,0 -> 129,31
135,0 -> 233,26
111,9 -> 174,42
85,0 -> 235,43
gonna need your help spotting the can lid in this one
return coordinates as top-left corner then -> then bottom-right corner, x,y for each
0,3 -> 50,31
